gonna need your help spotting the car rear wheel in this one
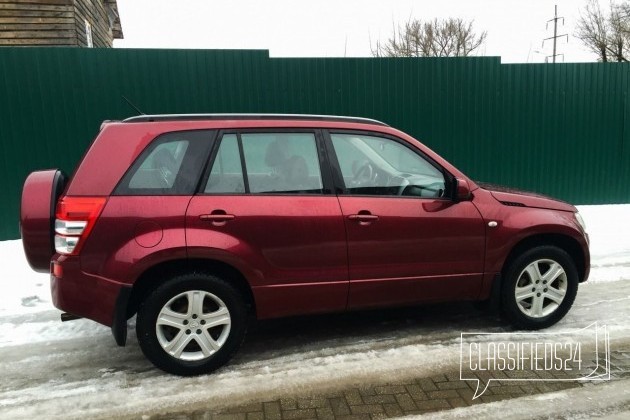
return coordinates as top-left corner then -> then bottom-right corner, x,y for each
502,246 -> 578,329
136,272 -> 247,375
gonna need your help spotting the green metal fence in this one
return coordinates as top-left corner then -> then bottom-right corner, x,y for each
1,47 -> 629,240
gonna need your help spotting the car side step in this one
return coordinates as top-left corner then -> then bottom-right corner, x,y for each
61,313 -> 82,322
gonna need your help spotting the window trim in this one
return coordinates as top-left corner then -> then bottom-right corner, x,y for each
322,129 -> 455,200
236,133 -> 251,193
197,128 -> 334,196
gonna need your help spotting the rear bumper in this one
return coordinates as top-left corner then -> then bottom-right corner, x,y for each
51,254 -> 130,328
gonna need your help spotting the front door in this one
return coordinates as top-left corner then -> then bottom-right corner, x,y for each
326,131 -> 486,309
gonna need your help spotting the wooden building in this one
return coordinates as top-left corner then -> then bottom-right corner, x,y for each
0,0 -> 123,47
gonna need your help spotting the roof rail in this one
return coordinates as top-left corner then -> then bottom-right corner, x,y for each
122,113 -> 389,127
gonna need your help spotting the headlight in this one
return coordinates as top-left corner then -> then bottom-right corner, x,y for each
575,212 -> 587,233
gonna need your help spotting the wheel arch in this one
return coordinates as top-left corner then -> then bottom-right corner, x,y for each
501,233 -> 587,283
126,258 -> 256,320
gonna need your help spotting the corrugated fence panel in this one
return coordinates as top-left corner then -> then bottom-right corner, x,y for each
0,48 -> 629,240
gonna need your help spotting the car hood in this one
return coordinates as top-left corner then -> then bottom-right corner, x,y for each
477,182 -> 577,212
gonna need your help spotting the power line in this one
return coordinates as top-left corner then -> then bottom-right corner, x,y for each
543,5 -> 568,63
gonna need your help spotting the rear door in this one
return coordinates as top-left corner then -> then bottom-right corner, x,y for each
325,131 -> 486,309
186,130 -> 348,319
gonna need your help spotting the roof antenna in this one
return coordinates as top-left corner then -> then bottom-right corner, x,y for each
122,95 -> 145,115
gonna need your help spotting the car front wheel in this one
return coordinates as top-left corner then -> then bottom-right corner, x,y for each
502,246 -> 579,329
136,272 -> 247,375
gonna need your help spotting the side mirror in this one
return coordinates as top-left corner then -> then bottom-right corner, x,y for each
455,178 -> 472,202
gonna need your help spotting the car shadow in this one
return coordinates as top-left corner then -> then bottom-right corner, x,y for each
232,301 -> 508,364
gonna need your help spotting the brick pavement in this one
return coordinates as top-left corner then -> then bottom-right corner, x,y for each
149,350 -> 630,420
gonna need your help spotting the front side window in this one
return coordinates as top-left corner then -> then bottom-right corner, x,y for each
204,132 -> 324,194
330,133 -> 446,197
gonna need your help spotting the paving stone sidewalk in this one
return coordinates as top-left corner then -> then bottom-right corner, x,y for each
151,350 -> 630,420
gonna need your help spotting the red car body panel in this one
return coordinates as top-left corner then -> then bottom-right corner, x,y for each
20,116 -> 590,337
80,196 -> 191,283
471,188 -> 590,299
51,254 -> 122,326
186,195 -> 349,318
337,196 -> 486,308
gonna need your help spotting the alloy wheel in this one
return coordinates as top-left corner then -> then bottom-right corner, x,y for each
155,290 -> 231,361
514,259 -> 568,318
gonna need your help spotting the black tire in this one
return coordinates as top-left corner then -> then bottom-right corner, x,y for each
136,272 -> 247,376
501,246 -> 578,330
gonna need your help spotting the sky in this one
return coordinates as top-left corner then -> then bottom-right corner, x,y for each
113,0 -> 606,63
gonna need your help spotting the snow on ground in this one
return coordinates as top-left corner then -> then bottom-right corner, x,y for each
0,204 -> 628,418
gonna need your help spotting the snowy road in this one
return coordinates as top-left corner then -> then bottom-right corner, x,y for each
0,205 -> 629,419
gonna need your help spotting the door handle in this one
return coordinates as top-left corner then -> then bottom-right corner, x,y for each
199,210 -> 235,226
348,214 -> 379,221
348,211 -> 379,224
199,214 -> 235,221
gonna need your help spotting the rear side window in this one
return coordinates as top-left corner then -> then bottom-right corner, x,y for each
115,130 -> 214,195
204,132 -> 324,194
205,134 -> 244,193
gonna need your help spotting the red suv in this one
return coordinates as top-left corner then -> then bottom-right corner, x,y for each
21,114 -> 590,375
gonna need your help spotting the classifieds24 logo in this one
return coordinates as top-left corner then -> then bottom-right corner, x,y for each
460,322 -> 610,399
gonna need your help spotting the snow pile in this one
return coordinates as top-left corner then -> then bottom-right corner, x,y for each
579,205 -> 630,283
0,240 -> 51,316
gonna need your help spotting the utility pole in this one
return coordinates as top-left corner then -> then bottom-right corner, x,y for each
543,5 -> 568,63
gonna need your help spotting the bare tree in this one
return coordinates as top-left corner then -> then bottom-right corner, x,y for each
609,2 -> 630,61
372,18 -> 487,58
576,0 -> 630,62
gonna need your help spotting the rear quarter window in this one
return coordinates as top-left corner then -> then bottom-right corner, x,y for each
114,130 -> 214,195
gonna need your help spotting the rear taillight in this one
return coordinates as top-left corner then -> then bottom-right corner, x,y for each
54,197 -> 106,255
